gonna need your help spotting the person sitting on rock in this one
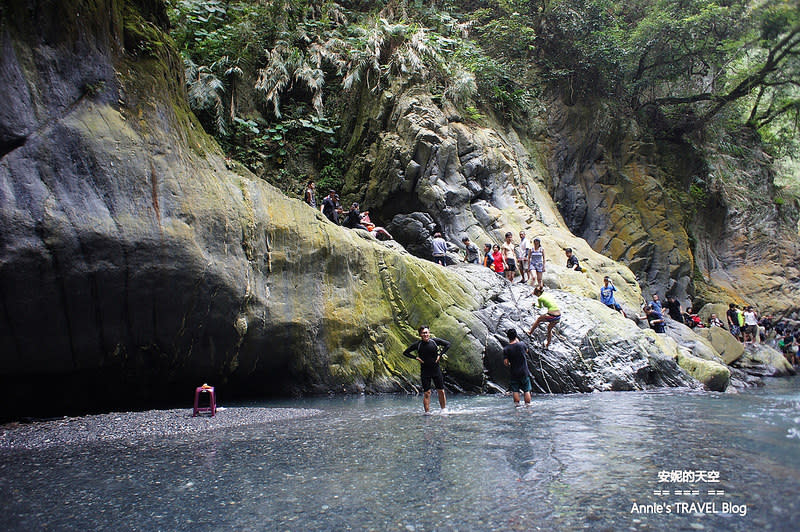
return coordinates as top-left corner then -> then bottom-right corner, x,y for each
564,248 -> 582,271
682,307 -> 697,328
529,286 -> 561,349
360,211 -> 393,240
342,202 -> 368,230
599,276 -> 625,316
708,313 -> 724,328
687,307 -> 703,328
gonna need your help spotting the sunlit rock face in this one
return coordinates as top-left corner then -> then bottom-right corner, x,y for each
733,344 -> 796,378
543,103 -> 800,317
344,85 -> 645,312
433,264 -> 695,393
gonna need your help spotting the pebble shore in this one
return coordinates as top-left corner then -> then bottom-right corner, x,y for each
0,407 -> 322,451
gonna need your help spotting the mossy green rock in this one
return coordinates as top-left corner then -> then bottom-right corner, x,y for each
695,326 -> 744,365
675,350 -> 731,392
0,0 -> 743,417
0,0 -> 491,415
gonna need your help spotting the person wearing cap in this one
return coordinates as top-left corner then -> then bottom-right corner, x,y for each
599,276 -> 624,316
462,237 -> 480,264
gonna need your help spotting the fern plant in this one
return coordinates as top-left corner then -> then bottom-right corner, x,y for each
184,57 -> 227,135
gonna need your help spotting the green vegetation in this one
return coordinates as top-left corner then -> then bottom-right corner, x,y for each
166,0 -> 799,199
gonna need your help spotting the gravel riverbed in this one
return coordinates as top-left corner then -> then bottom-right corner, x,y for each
0,407 -> 322,451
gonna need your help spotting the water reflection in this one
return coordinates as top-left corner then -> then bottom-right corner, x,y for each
1,380 -> 799,530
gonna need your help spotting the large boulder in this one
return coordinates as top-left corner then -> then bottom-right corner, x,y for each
675,349 -> 731,392
733,344 -> 796,377
0,0 -> 493,416
467,273 -> 696,393
695,326 -> 745,364
343,84 -> 645,312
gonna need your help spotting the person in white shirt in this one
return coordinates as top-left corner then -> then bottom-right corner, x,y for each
743,306 -> 759,344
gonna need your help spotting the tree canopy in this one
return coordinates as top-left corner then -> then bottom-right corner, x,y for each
166,0 -> 800,185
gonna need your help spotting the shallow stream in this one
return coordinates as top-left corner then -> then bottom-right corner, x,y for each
2,378 -> 799,531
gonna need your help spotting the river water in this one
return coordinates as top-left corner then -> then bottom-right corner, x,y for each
2,378 -> 799,531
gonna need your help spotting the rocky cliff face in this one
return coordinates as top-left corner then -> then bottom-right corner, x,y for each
0,0 -> 786,418
544,102 -> 800,316
0,0 -> 498,416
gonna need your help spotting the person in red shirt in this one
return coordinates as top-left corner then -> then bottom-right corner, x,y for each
491,244 -> 505,275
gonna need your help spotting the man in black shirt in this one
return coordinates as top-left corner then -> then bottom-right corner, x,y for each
564,248 -> 581,271
320,190 -> 339,223
665,296 -> 683,323
403,326 -> 450,414
342,202 -> 367,230
503,329 -> 531,407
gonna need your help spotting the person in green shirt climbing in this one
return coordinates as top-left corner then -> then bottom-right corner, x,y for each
528,286 -> 561,349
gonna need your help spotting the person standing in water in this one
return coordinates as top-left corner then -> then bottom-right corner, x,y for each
503,329 -> 532,407
528,286 -> 561,349
403,326 -> 450,414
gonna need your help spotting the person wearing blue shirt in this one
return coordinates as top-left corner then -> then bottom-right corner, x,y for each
650,293 -> 663,314
599,276 -> 625,316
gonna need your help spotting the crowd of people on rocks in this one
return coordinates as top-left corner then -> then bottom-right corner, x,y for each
452,229 -> 799,364
304,188 -> 799,412
634,291 -> 800,366
305,182 -> 393,240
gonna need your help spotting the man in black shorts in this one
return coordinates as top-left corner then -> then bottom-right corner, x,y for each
503,329 -> 532,407
403,326 -> 450,414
